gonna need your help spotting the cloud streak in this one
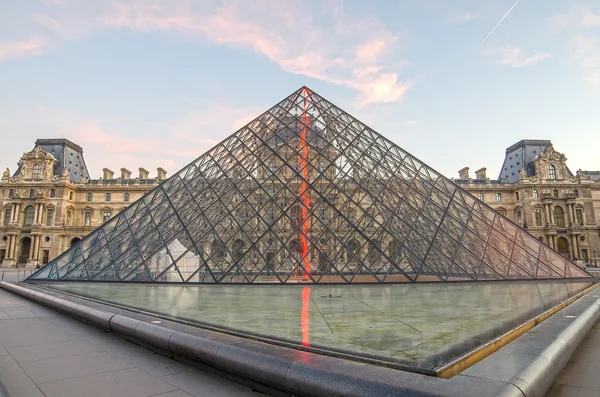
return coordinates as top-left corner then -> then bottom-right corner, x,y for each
0,38 -> 47,61
483,46 -> 549,67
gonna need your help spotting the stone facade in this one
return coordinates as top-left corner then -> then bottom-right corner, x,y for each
457,141 -> 600,265
0,139 -> 166,268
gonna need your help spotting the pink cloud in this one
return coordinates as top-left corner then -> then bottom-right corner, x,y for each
483,46 -> 550,68
102,1 -> 410,106
0,38 -> 47,62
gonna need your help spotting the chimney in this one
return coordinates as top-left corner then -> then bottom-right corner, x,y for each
458,167 -> 470,180
475,167 -> 487,180
102,168 -> 114,180
157,167 -> 167,181
138,167 -> 149,179
120,168 -> 131,179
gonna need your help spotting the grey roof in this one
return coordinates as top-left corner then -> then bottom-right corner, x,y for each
582,171 -> 600,181
498,139 -> 573,183
13,139 -> 91,183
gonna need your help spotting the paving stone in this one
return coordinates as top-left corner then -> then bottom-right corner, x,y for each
162,369 -> 262,397
100,339 -> 191,377
0,355 -> 45,397
20,352 -> 133,383
5,309 -> 38,319
149,390 -> 195,397
38,368 -> 178,397
7,340 -> 103,363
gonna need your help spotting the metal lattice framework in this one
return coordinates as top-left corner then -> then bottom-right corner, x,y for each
30,87 -> 590,283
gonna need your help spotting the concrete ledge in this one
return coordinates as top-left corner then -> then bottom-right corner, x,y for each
2,281 -> 599,397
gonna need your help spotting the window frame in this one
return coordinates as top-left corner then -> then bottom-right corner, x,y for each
32,164 -> 41,179
547,164 -> 556,180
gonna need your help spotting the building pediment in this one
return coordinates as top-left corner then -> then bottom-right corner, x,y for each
21,145 -> 57,162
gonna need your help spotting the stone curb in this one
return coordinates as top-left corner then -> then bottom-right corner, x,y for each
2,281 -> 598,397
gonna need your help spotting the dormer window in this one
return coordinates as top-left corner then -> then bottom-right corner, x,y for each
547,164 -> 556,180
32,164 -> 41,179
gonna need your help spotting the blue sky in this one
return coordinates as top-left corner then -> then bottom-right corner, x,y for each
1,0 -> 599,180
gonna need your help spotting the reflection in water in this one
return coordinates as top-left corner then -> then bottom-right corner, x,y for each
42,280 -> 593,372
302,286 -> 311,347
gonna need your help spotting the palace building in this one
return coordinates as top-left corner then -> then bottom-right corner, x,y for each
0,139 -> 166,268
455,140 -> 600,265
1,136 -> 599,272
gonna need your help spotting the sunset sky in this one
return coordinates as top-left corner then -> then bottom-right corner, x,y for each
1,0 -> 599,180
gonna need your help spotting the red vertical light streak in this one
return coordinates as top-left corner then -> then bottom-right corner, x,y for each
301,286 -> 311,347
298,88 -> 312,277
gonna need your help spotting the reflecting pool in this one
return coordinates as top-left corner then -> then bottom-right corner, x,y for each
38,280 -> 593,373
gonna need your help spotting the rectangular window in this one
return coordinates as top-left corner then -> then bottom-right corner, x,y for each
9,189 -> 14,198
84,211 -> 92,226
46,209 -> 54,226
87,192 -> 93,202
533,189 -> 539,199
495,193 -> 502,202
29,189 -> 35,198
4,209 -> 11,226
106,193 -> 111,202
516,192 -> 519,200
576,209 -> 584,225
124,192 -> 130,202
477,193 -> 484,201
517,211 -> 522,223
103,211 -> 111,222
50,189 -> 56,198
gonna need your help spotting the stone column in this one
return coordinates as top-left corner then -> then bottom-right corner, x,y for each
33,204 -> 39,225
567,204 -> 574,225
571,235 -> 579,259
6,235 -> 13,259
12,203 -> 19,223
10,235 -> 18,260
28,235 -> 35,260
583,210 -> 587,226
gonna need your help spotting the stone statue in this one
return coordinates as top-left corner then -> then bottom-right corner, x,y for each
2,168 -> 9,178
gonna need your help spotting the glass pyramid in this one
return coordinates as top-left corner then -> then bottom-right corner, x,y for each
29,87 -> 591,283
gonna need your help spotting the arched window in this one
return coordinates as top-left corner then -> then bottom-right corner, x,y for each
573,189 -> 579,197
231,239 -> 245,261
50,188 -> 56,198
554,206 -> 565,227
24,205 -> 35,226
32,164 -> 41,179
69,191 -> 73,200
533,189 -> 539,199
346,239 -> 361,262
547,165 -> 556,180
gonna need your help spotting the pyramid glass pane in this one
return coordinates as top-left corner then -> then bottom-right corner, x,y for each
29,87 -> 591,283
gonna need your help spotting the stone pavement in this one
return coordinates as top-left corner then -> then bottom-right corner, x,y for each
0,268 -> 35,283
0,288 -> 264,397
546,316 -> 600,397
